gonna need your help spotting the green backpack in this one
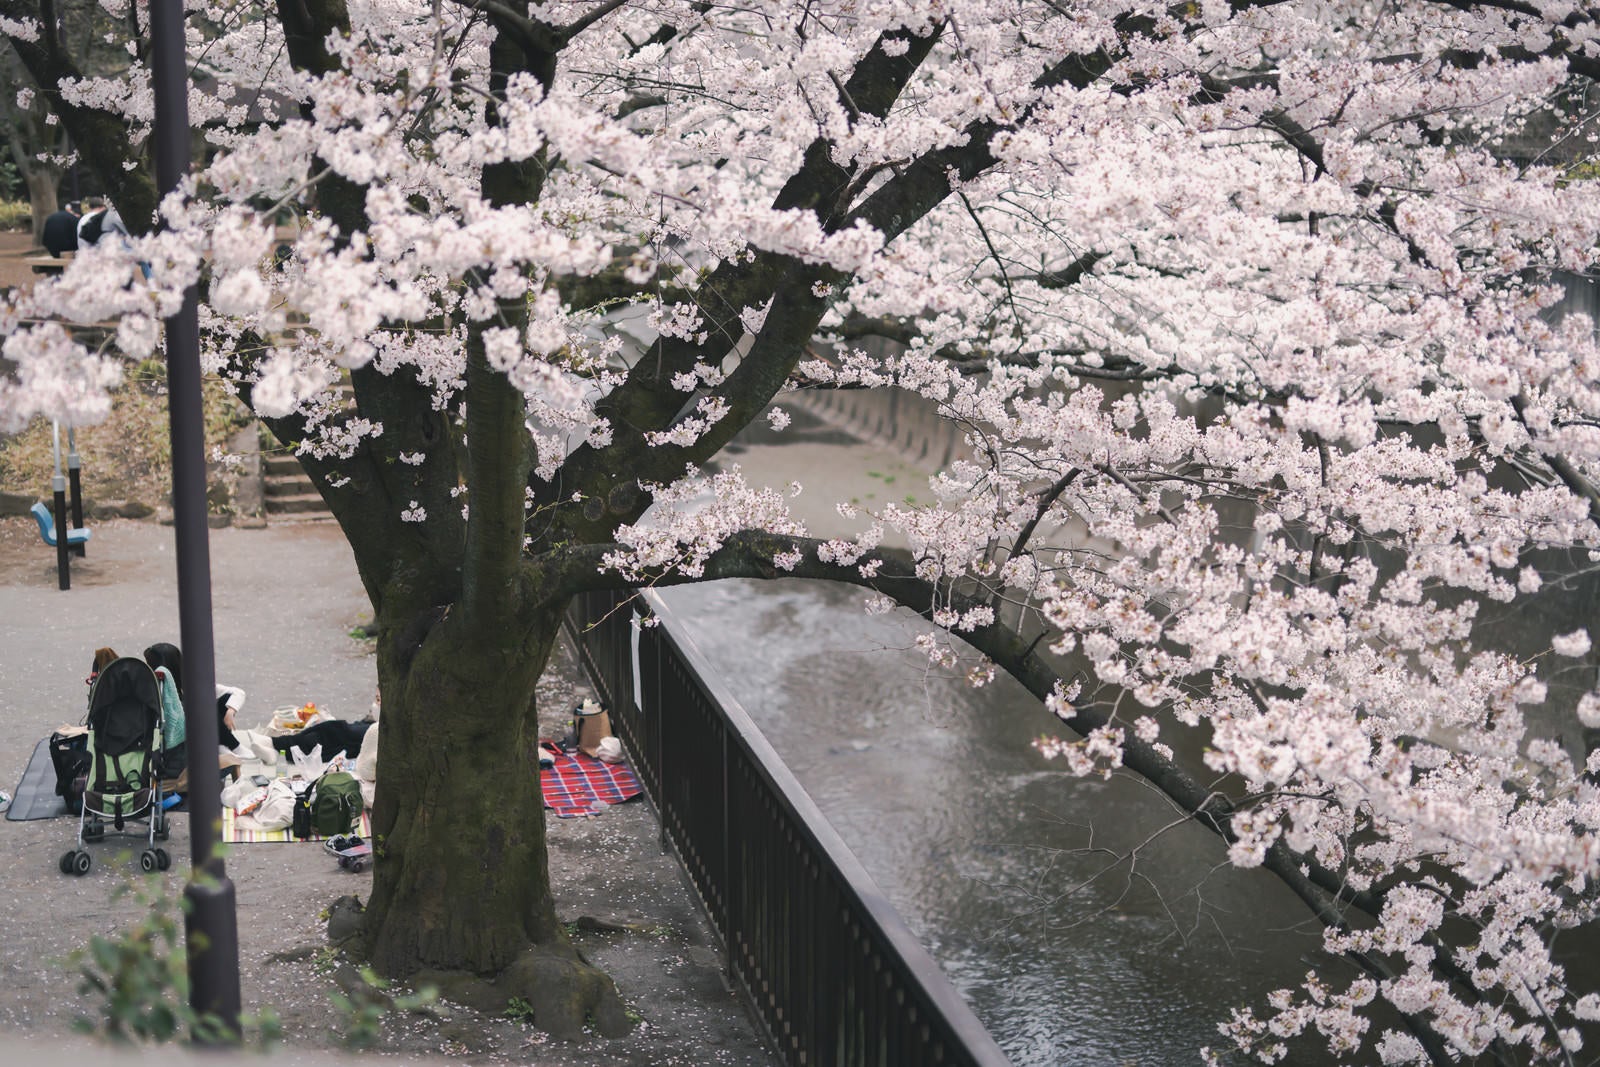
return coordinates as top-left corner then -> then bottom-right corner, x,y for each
310,771 -> 363,836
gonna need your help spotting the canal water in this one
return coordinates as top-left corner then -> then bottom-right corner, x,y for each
658,578 -> 1332,1066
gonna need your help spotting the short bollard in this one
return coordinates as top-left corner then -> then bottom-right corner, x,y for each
52,480 -> 70,591
51,422 -> 71,588
67,428 -> 86,559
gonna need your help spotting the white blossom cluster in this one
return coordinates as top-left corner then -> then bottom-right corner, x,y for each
4,0 -> 1600,1059
603,467 -> 806,580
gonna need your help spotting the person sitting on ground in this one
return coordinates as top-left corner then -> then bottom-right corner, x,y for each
235,692 -> 379,809
352,715 -> 378,809
143,642 -> 247,786
143,643 -> 186,779
85,647 -> 117,702
214,684 -> 248,751
264,691 -> 379,762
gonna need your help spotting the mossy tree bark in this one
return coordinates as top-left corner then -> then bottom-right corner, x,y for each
363,606 -> 562,976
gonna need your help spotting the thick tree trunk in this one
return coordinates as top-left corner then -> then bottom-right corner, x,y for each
23,167 -> 58,245
363,605 -> 562,975
354,599 -> 628,1037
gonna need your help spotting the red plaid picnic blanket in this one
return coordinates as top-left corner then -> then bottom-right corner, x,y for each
540,747 -> 642,818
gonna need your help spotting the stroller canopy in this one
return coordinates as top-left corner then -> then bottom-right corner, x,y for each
87,657 -> 160,758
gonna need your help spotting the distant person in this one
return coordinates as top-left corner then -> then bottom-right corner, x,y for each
76,201 -> 126,248
41,208 -> 79,257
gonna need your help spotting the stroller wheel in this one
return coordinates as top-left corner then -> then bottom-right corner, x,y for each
140,849 -> 158,873
153,813 -> 169,841
58,850 -> 74,874
155,848 -> 171,871
83,821 -> 105,843
72,850 -> 91,876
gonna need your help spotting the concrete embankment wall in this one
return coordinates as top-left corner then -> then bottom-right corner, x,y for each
786,387 -> 971,471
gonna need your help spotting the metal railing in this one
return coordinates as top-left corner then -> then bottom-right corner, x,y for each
566,588 -> 1011,1067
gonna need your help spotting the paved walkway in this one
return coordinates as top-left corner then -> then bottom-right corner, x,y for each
0,517 -> 773,1065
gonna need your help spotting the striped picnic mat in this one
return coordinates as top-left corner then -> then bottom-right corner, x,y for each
221,806 -> 371,843
541,749 -> 642,818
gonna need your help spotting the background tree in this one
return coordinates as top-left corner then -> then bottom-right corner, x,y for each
0,60 -> 69,241
0,2 -> 138,239
5,0 -> 1600,1061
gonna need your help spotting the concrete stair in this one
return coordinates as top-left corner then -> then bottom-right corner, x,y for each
262,453 -> 332,522
259,372 -> 355,523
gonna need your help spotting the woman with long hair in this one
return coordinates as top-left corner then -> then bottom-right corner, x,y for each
85,647 -> 117,710
143,642 -> 247,786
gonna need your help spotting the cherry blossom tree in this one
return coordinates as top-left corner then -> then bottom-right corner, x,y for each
0,3 -> 144,239
5,0 -> 1600,1059
0,68 -> 69,241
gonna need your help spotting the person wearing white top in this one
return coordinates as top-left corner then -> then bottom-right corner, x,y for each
76,202 -> 127,246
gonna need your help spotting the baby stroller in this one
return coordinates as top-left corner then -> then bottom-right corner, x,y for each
59,656 -> 172,875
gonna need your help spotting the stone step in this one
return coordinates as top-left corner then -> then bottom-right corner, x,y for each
267,509 -> 338,524
263,493 -> 329,514
263,454 -> 306,476
264,476 -> 317,497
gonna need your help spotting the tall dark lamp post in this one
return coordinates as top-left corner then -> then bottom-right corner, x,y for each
150,0 -> 242,1042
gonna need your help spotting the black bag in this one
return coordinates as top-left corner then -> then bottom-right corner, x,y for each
49,731 -> 89,815
292,785 -> 313,839
157,740 -> 187,782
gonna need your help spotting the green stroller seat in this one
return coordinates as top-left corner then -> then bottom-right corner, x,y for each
59,656 -> 171,875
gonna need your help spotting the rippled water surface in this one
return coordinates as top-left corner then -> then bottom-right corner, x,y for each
658,579 -> 1330,1066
